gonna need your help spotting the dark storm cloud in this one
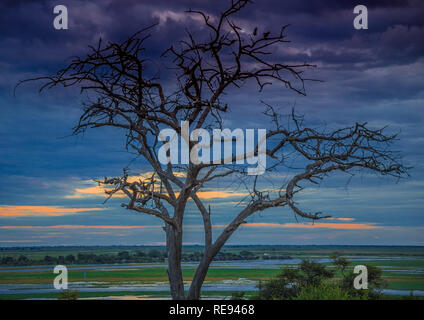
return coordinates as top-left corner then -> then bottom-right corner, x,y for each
0,0 -> 423,245
1,0 -> 423,68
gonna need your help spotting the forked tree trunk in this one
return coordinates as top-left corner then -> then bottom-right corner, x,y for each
187,252 -> 214,299
165,224 -> 185,299
166,226 -> 219,300
187,233 -> 230,299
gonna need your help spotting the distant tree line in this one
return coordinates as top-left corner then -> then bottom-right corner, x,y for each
215,250 -> 291,261
0,249 -> 287,266
0,249 -> 165,266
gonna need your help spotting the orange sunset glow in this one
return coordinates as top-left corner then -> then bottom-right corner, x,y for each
0,206 -> 103,217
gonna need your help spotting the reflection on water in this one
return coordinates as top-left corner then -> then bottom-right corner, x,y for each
2,281 -> 423,297
0,259 -> 300,273
381,289 -> 424,296
3,256 -> 424,273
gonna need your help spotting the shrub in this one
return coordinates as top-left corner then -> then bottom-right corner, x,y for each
58,289 -> 79,300
293,282 -> 368,300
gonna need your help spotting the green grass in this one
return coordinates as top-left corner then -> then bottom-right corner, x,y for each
385,280 -> 424,291
0,267 -> 281,284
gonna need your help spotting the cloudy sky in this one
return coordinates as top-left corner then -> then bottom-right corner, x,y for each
0,0 -> 423,247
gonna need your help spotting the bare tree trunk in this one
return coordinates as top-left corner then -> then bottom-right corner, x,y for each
187,225 -> 239,299
187,252 -> 214,300
165,224 -> 185,299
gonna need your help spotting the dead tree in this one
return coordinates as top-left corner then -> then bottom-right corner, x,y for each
19,0 -> 408,299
